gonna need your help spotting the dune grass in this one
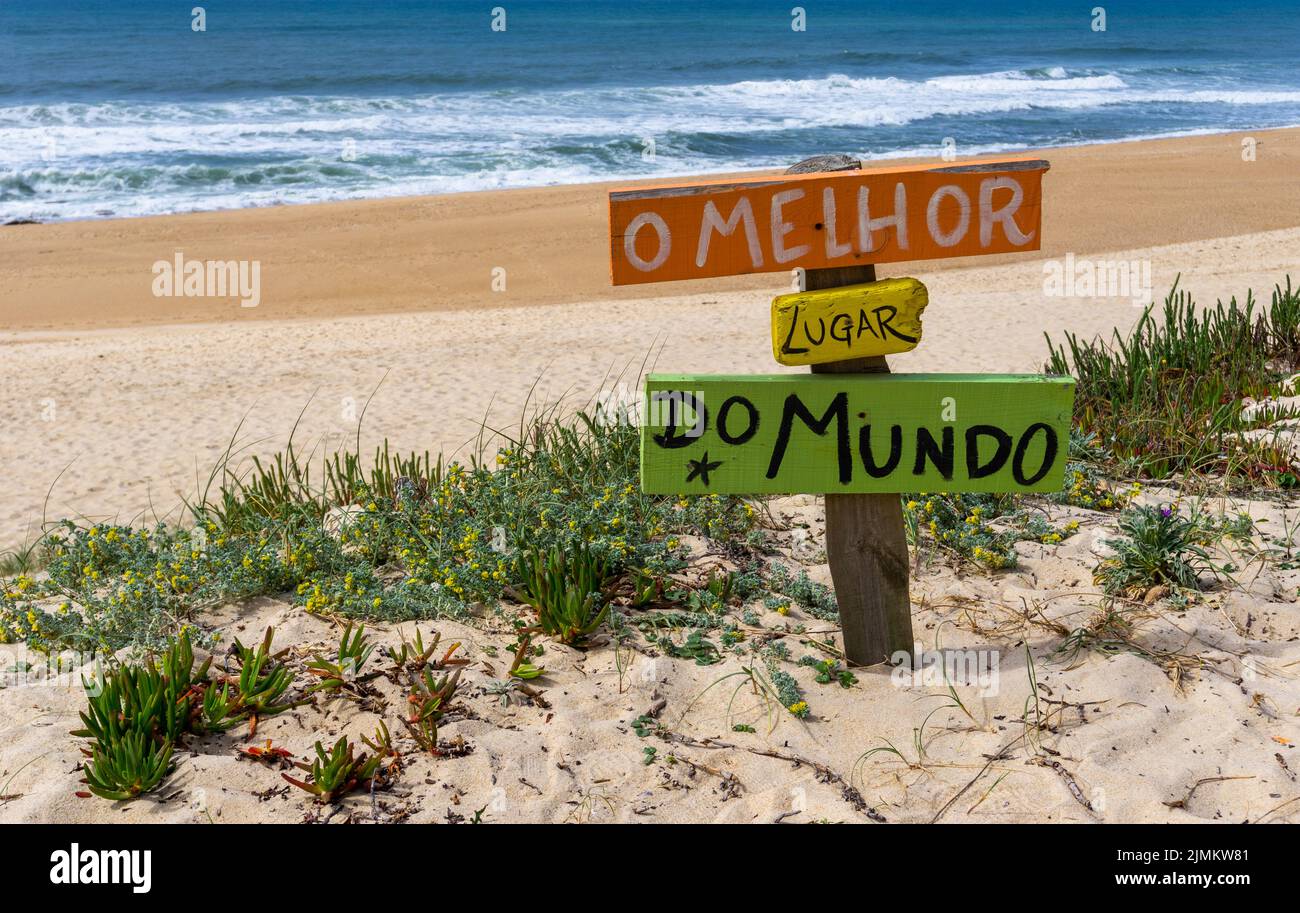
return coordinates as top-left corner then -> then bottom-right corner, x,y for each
1045,277 -> 1300,484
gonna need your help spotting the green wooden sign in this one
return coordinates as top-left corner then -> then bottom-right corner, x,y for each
641,373 -> 1075,495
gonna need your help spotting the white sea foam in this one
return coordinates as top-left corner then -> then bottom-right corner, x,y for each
3,67 -> 1298,221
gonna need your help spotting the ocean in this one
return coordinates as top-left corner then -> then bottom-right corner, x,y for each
2,0 -> 1298,222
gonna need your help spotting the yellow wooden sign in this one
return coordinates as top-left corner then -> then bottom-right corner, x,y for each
771,277 -> 927,366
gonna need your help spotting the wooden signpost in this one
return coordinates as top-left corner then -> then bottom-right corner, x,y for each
608,153 -> 1068,668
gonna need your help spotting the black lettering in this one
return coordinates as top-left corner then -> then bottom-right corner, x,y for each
965,424 -> 1012,479
717,396 -> 759,445
803,317 -> 826,346
780,304 -> 809,355
875,305 -> 917,343
766,392 -> 850,484
858,307 -> 881,339
912,426 -> 954,479
830,312 -> 853,346
1012,422 -> 1058,486
652,391 -> 707,450
859,424 -> 902,477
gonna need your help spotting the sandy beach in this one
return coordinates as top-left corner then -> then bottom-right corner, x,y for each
2,129 -> 1299,550
1,129 -> 1299,826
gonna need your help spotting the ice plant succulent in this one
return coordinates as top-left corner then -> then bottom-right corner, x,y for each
282,736 -> 387,803
80,731 -> 174,801
230,627 -> 303,736
403,666 -> 462,754
306,621 -> 377,694
73,629 -> 210,746
515,544 -> 612,645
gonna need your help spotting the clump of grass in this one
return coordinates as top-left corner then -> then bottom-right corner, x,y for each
1093,504 -> 1219,598
1046,278 -> 1300,482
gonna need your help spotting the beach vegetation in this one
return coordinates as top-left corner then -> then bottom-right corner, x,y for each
903,490 -> 1096,570
385,626 -> 455,674
766,563 -> 838,620
1,400 -> 761,656
1046,278 -> 1300,483
73,629 -> 209,748
402,667 -> 462,755
281,736 -> 389,803
230,627 -> 303,736
79,731 -> 175,802
514,543 -> 613,645
1093,503 -> 1222,598
306,621 -> 376,694
72,629 -> 209,800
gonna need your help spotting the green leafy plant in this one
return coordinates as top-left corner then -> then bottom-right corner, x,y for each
659,629 -> 721,666
1094,504 -> 1219,597
803,656 -> 857,688
306,622 -> 377,693
507,632 -> 545,680
230,627 -> 302,736
387,626 -> 463,673
199,681 -> 240,732
767,563 -> 838,620
626,568 -> 665,608
515,544 -> 612,645
282,736 -> 387,803
73,629 -> 209,746
361,720 -> 401,768
403,667 -> 462,754
79,731 -> 174,801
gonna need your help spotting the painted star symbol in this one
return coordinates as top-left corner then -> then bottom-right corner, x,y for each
685,451 -> 723,486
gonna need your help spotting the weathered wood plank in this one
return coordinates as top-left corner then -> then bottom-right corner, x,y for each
772,277 -> 928,366
608,155 -> 1049,285
640,373 -> 1076,495
792,191 -> 910,669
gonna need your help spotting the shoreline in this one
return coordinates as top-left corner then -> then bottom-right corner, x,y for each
12,122 -> 1298,230
4,127 -> 1300,333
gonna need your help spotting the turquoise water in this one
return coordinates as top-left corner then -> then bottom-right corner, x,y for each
2,0 -> 1298,220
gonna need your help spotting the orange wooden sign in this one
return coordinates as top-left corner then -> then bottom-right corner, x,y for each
608,155 -> 1048,286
